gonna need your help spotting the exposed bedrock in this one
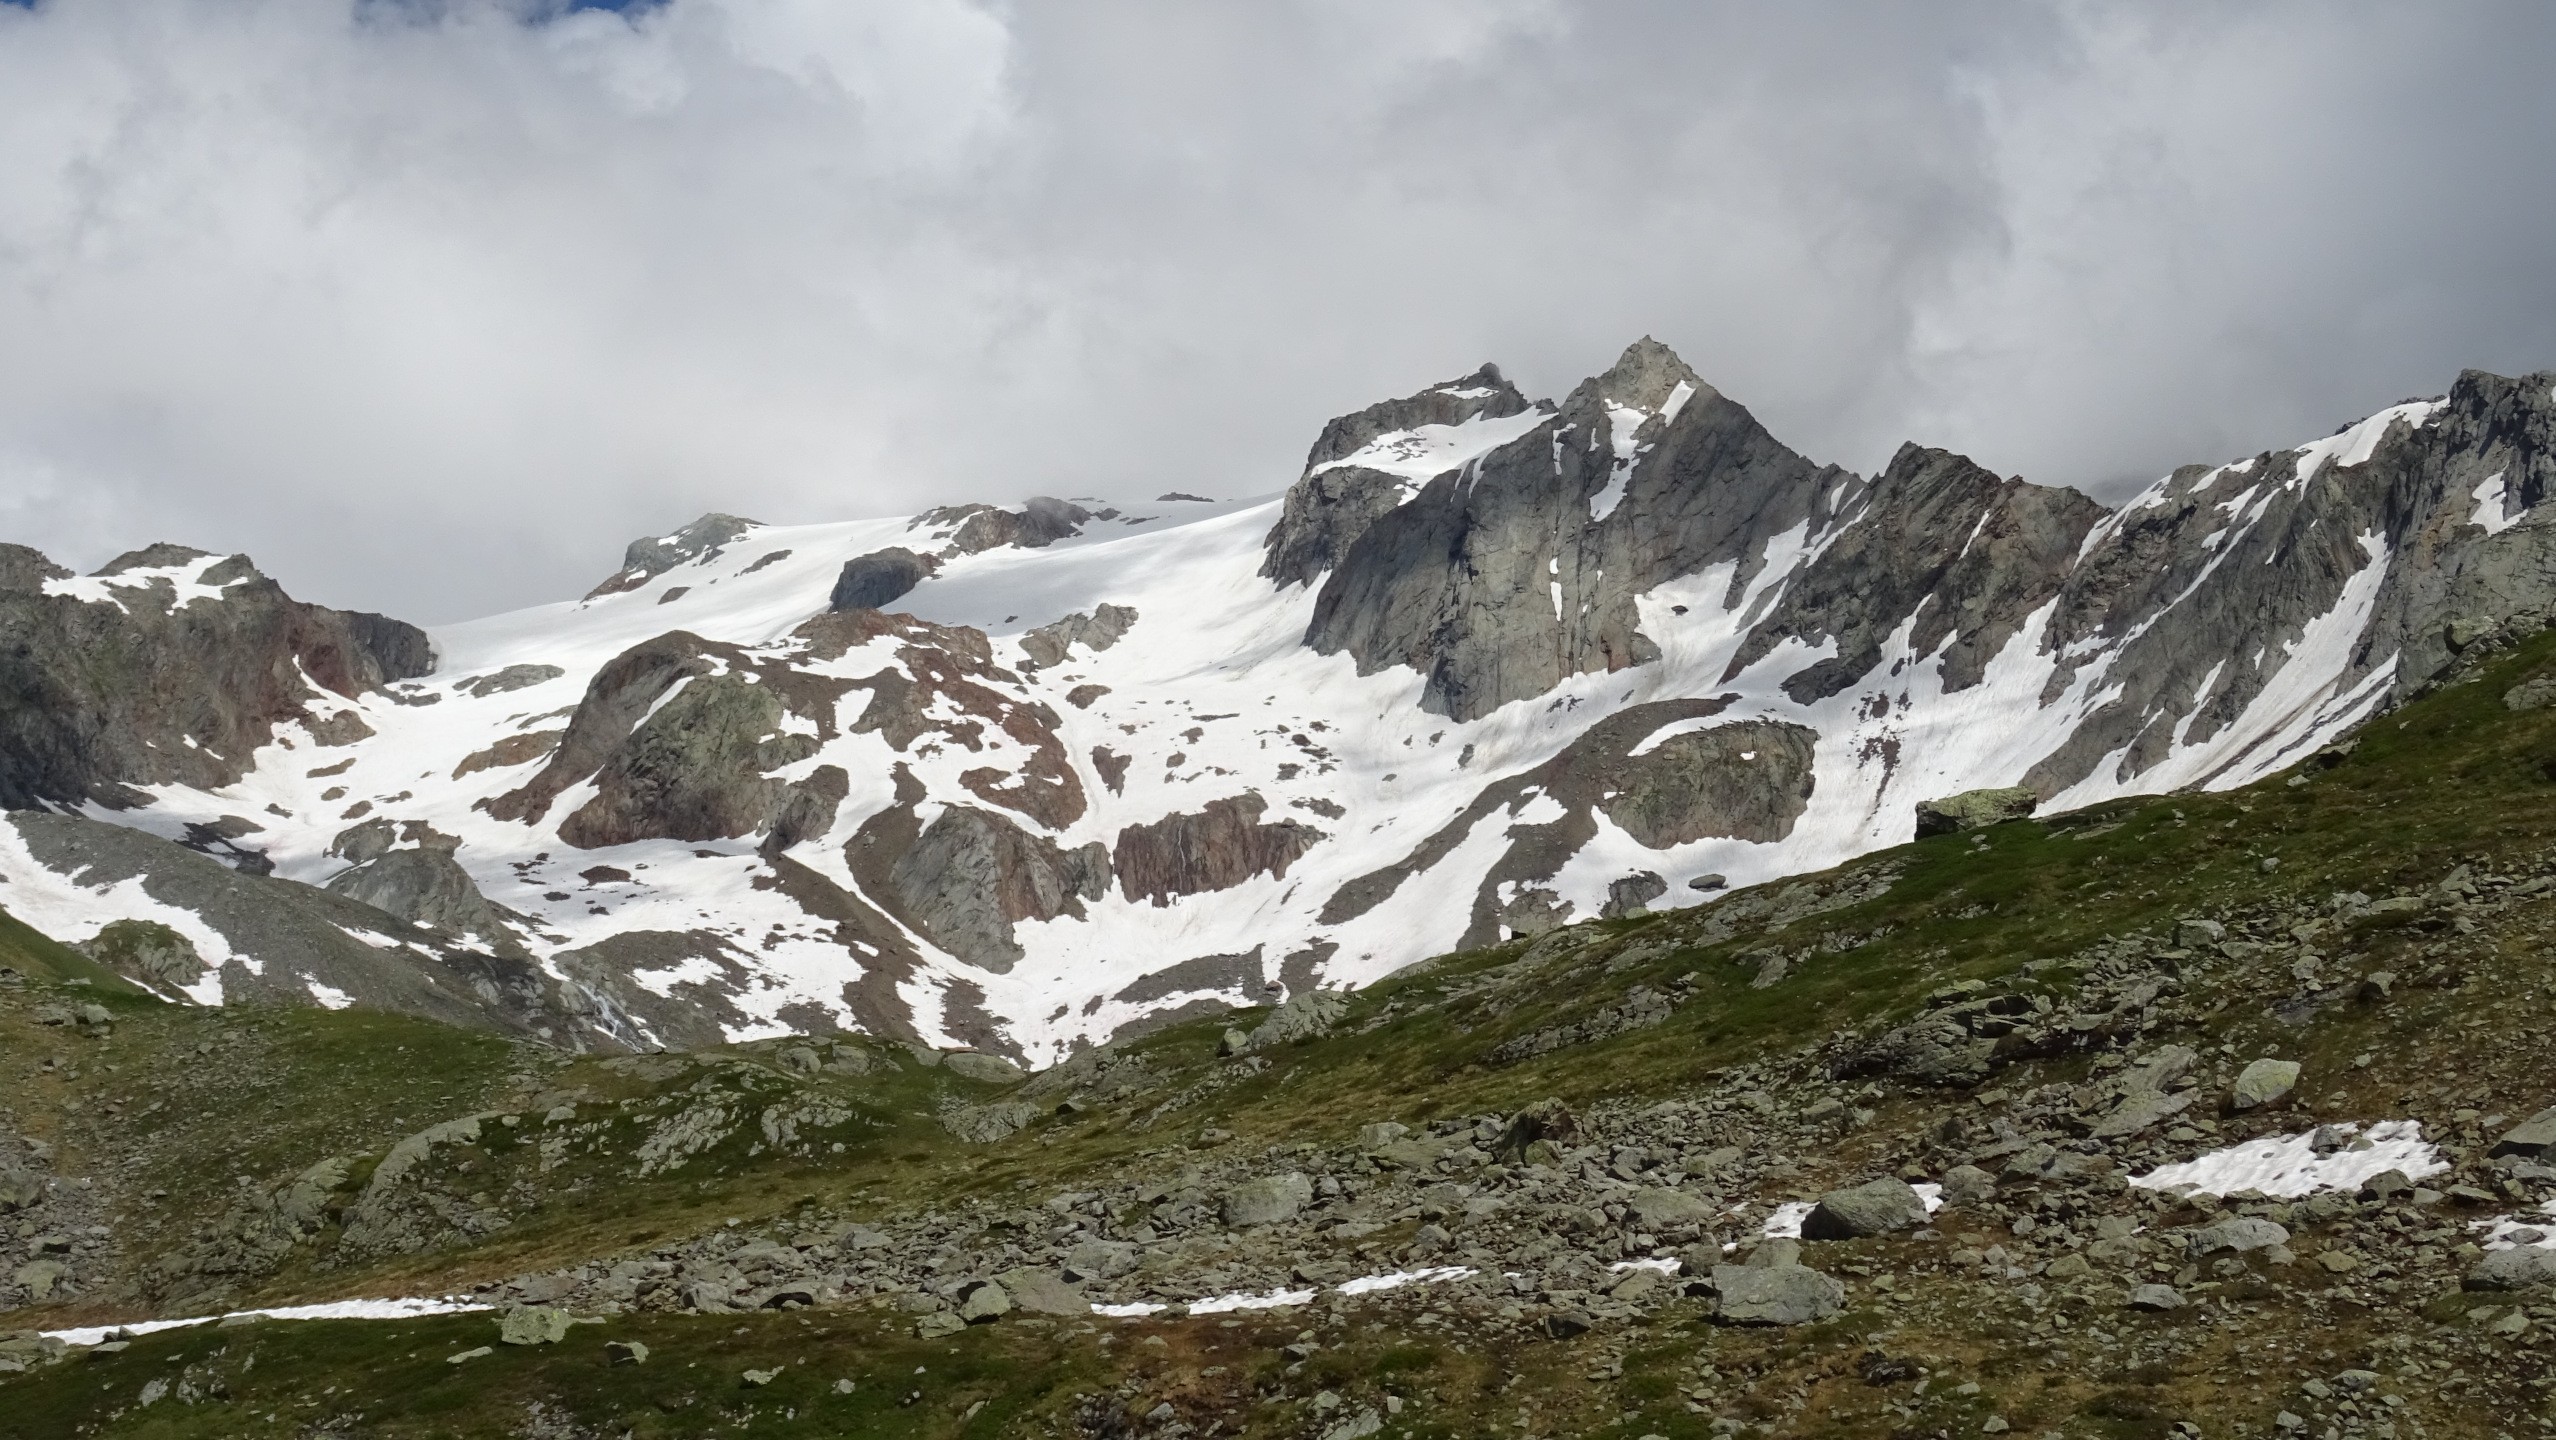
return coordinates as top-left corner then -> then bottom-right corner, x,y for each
1723,445 -> 2106,702
828,546 -> 940,613
1260,364 -> 1533,589
885,805 -> 1110,972
1600,722 -> 1820,848
1320,700 -> 1817,949
1112,793 -> 1325,908
557,672 -> 819,849
2024,367 -> 2556,797
1300,339 -> 1858,722
1019,604 -> 1136,670
5,811 -> 590,1041
584,513 -> 759,599
911,497 -> 1092,557
0,543 -> 431,810
324,847 -> 528,954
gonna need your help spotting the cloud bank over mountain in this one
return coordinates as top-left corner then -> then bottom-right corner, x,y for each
2,0 -> 2555,621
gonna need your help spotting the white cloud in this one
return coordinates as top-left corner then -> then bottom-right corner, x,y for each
0,1 -> 2551,622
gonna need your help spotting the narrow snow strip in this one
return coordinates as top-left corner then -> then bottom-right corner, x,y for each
1092,1266 -> 1478,1317
2128,1120 -> 2442,1197
1335,1265 -> 1476,1296
1606,1257 -> 1681,1275
2470,471 -> 2519,536
45,1295 -> 492,1346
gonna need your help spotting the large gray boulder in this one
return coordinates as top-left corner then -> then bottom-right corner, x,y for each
1221,1172 -> 1314,1228
2185,1217 -> 2291,1257
1709,1263 -> 1845,1325
2467,1245 -> 2556,1291
325,848 -> 524,952
2491,1106 -> 2556,1157
1913,787 -> 2038,838
1627,1187 -> 1714,1230
995,1268 -> 1086,1315
1243,989 -> 1350,1051
2227,1059 -> 2301,1112
1800,1178 -> 1930,1240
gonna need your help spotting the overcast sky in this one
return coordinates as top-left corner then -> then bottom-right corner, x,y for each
4,1 -> 2555,623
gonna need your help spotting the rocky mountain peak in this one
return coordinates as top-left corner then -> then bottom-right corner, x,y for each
1571,335 -> 1714,417
585,513 -> 762,599
1298,365 -> 1536,475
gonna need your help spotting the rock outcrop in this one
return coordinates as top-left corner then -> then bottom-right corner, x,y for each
0,544 -> 431,811
1113,794 -> 1324,907
887,806 -> 1111,971
829,547 -> 940,613
585,513 -> 760,598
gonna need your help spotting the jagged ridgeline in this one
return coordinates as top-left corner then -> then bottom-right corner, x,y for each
3,345 -> 2555,1060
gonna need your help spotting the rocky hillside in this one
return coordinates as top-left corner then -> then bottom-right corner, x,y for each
6,616 -> 2556,1437
5,346 -> 2556,1069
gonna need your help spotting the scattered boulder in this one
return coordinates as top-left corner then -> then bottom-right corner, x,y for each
1063,1240 -> 1138,1282
2126,1284 -> 2184,1312
606,1340 -> 649,1366
1937,1165 -> 1996,1209
2466,1245 -> 2556,1291
958,1279 -> 1012,1323
1242,989 -> 1350,1051
1627,1188 -> 1713,1230
2504,672 -> 2556,711
1221,1173 -> 1314,1228
1495,1100 -> 1580,1165
1913,787 -> 2037,838
2227,1058 -> 2301,1112
943,1051 -> 1026,1085
2490,1106 -> 2556,1157
1601,871 -> 1668,919
497,1306 -> 575,1346
1800,1178 -> 1929,1240
2185,1217 -> 2291,1257
1688,873 -> 1728,892
997,1268 -> 1087,1316
1710,1262 -> 1845,1325
2173,918 -> 2225,949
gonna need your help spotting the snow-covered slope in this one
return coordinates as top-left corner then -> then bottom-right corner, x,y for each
7,345 -> 2556,1063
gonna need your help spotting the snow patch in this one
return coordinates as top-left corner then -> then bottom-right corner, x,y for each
2128,1120 -> 2443,1198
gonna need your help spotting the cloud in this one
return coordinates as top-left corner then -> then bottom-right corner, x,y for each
0,0 -> 2552,621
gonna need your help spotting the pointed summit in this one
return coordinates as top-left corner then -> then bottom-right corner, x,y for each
1573,336 -> 1716,416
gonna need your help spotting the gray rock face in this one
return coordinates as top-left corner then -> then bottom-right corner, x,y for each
828,547 -> 939,612
2227,1058 -> 2302,1111
1727,444 -> 2105,702
887,805 -> 1110,971
498,1306 -> 575,1346
1220,1172 -> 1313,1227
1800,1178 -> 1930,1240
1913,788 -> 2038,838
0,544 -> 430,811
1302,339 -> 1857,722
1709,1262 -> 1845,1325
1260,364 -> 1534,589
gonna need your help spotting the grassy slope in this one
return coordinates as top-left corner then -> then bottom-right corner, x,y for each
10,632 -> 2556,1434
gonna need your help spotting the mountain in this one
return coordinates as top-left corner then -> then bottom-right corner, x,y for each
4,342 -> 2555,1064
